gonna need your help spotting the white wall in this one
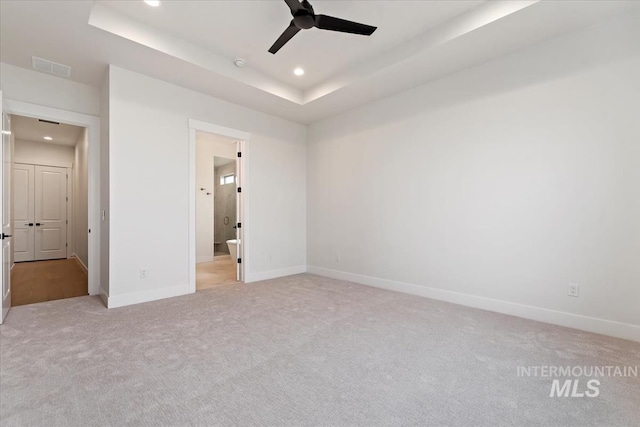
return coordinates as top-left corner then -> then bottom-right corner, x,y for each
100,70 -> 110,299
307,14 -> 640,341
195,133 -> 236,263
0,62 -> 100,116
14,139 -> 74,166
107,65 -> 306,307
73,128 -> 89,268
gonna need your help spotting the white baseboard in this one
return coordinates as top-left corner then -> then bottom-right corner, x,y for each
196,255 -> 213,264
245,265 -> 307,283
107,283 -> 190,309
307,266 -> 640,342
71,253 -> 88,274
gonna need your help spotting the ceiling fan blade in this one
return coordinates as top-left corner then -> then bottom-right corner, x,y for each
268,21 -> 301,54
301,0 -> 314,14
314,15 -> 377,36
284,0 -> 304,13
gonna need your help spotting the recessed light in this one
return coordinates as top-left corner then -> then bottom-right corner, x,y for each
234,58 -> 246,68
43,136 -> 53,141
293,67 -> 304,76
144,0 -> 160,7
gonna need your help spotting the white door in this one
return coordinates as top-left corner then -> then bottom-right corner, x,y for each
1,91 -> 12,323
235,141 -> 243,282
34,165 -> 67,260
13,164 -> 35,262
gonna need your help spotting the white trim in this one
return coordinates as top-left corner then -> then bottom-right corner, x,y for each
188,120 -> 249,293
196,255 -> 213,264
307,266 -> 640,343
245,265 -> 307,283
66,166 -> 72,258
14,160 -> 72,169
188,119 -> 251,141
72,253 -> 88,274
188,128 -> 196,294
3,99 -> 100,296
107,283 -> 190,309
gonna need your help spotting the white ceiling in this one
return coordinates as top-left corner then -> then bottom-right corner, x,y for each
100,0 -> 484,91
11,115 -> 84,147
214,157 -> 235,167
1,0 -> 639,124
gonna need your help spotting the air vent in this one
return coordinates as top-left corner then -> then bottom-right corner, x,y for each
38,119 -> 60,125
31,56 -> 71,78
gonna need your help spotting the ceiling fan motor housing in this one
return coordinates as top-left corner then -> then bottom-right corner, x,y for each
293,11 -> 315,29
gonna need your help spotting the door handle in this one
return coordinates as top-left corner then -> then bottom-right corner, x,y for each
25,223 -> 34,226
35,223 -> 41,226
1,233 -> 11,239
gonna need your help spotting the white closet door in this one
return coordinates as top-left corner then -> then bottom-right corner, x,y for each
13,164 -> 35,262
34,165 -> 67,260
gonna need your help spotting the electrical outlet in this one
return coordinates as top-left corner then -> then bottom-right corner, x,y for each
335,254 -> 341,263
568,284 -> 579,297
140,268 -> 149,279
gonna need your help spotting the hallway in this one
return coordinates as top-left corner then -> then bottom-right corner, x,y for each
11,259 -> 88,306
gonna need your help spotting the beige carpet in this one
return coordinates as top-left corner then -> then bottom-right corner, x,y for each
0,274 -> 638,426
10,258 -> 88,306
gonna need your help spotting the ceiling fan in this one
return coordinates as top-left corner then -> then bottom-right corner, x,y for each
269,0 -> 377,54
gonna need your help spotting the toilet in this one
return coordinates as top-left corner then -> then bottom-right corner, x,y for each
226,239 -> 239,262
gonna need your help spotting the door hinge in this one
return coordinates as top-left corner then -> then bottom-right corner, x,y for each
237,258 -> 242,264
237,187 -> 242,193
66,220 -> 68,224
237,222 -> 241,228
66,243 -> 68,247
66,197 -> 68,202
237,152 -> 242,158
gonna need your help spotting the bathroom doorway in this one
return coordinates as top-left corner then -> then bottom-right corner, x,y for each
192,127 -> 244,291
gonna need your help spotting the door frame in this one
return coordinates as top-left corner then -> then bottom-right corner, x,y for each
188,119 -> 250,293
3,99 -> 101,295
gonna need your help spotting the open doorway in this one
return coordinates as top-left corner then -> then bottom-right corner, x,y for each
10,114 -> 88,305
1,96 -> 100,323
194,130 -> 243,291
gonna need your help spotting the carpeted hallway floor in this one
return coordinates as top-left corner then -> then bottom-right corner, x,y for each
0,274 -> 638,426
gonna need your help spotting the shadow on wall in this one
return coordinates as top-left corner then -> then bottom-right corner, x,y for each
214,157 -> 236,255
310,11 -> 640,139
